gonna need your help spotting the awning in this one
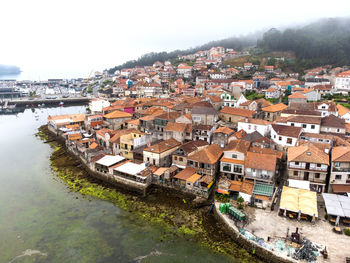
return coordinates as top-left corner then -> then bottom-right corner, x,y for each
288,179 -> 310,190
331,184 -> 350,194
323,193 -> 350,218
280,186 -> 318,217
217,189 -> 229,195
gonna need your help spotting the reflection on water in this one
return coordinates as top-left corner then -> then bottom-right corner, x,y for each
0,106 -> 234,263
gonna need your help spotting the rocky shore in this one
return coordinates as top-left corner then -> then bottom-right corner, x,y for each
37,125 -> 262,263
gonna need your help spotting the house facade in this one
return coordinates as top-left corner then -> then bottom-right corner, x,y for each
287,143 -> 329,193
330,146 -> 350,194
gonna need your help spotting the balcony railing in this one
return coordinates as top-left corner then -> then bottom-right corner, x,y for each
332,167 -> 350,172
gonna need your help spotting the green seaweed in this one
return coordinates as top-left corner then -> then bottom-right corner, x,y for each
38,125 -> 262,263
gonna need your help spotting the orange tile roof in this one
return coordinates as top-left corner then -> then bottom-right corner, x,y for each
174,167 -> 198,180
287,143 -> 329,165
240,180 -> 254,195
336,70 -> 350,77
337,104 -> 350,117
229,180 -> 242,191
126,119 -> 139,125
224,139 -> 250,153
68,133 -> 82,141
249,147 -> 283,159
220,157 -> 244,165
238,118 -> 271,125
214,126 -> 234,135
89,142 -> 98,150
302,88 -> 315,94
188,144 -> 223,164
220,107 -> 255,117
186,173 -> 201,183
104,110 -> 132,119
153,167 -> 168,176
164,122 -> 187,132
262,103 -> 288,113
289,92 -> 307,99
144,138 -> 181,153
139,115 -> 156,121
331,146 -> 350,162
234,129 -> 247,139
245,152 -> 277,172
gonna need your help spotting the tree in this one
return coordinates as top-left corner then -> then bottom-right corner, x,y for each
87,85 -> 93,93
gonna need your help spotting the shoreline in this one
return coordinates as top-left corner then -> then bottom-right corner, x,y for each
38,124 -> 264,263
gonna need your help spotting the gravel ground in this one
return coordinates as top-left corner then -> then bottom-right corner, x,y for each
245,208 -> 350,263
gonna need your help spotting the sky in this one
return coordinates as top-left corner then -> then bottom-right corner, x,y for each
1,0 -> 350,80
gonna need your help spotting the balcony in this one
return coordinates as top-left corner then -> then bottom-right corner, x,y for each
332,167 -> 350,172
245,173 -> 272,181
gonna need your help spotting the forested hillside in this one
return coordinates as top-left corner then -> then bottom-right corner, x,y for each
107,35 -> 257,74
257,18 -> 350,70
108,17 -> 350,74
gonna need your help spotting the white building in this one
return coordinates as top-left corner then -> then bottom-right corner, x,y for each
302,89 -> 321,101
277,116 -> 321,134
265,87 -> 280,99
271,124 -> 302,147
89,99 -> 111,114
335,70 -> 350,90
237,118 -> 271,136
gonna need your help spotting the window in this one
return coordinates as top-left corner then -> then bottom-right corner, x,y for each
302,124 -> 307,128
307,152 -> 311,156
287,138 -> 292,144
337,129 -> 340,132
234,165 -> 242,173
279,136 -> 282,141
179,157 -> 183,162
291,123 -> 295,126
274,135 -> 276,139
295,162 -> 299,165
222,164 -> 231,172
335,162 -> 340,167
348,174 -> 350,179
174,156 -> 177,161
335,174 -> 342,180
315,173 -> 320,179
317,164 -> 321,167
153,160 -> 156,165
248,125 -> 251,130
232,154 -> 237,159
311,125 -> 315,129
293,171 -> 298,176
254,125 -> 257,131
147,157 -> 150,162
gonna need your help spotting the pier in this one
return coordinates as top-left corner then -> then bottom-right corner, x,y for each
7,97 -> 90,107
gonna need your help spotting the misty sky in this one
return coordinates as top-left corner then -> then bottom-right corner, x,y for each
1,0 -> 350,80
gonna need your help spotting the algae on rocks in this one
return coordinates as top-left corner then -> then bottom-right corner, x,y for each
38,125 -> 262,263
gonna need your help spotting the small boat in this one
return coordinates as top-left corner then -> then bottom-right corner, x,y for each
59,101 -> 64,106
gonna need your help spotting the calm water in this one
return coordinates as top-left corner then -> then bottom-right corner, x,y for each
0,106 -> 234,263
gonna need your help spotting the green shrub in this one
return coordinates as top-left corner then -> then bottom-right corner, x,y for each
344,228 -> 350,236
237,196 -> 244,204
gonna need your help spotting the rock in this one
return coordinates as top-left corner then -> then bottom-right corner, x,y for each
192,196 -> 210,208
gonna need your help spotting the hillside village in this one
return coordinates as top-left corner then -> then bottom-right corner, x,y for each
46,46 -> 350,261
